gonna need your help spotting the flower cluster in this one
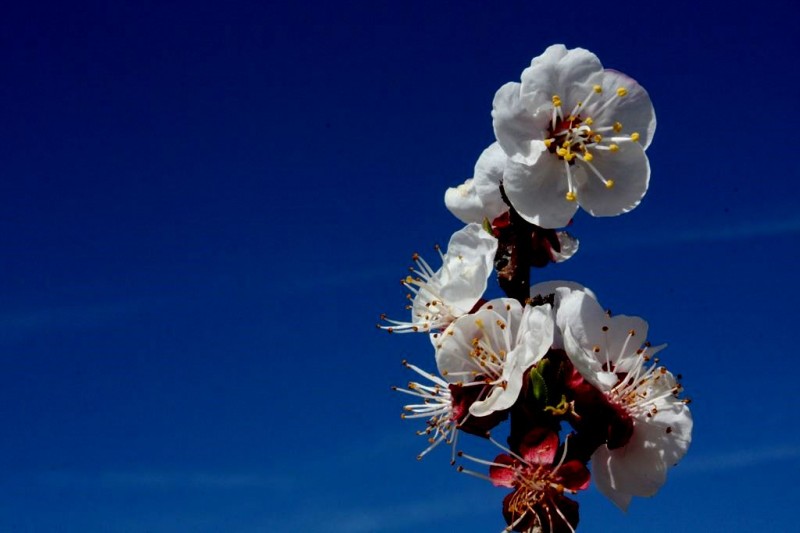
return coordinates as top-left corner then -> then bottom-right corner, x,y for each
379,45 -> 691,532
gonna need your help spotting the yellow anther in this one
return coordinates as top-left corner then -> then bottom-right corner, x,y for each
609,144 -> 619,152
605,179 -> 615,189
616,87 -> 628,97
556,148 -> 568,157
562,140 -> 571,148
565,191 -> 577,202
593,84 -> 602,93
613,122 -> 623,133
543,138 -> 553,148
475,319 -> 484,328
630,132 -> 640,142
584,117 -> 593,125
564,152 -> 576,161
552,94 -> 562,107
592,134 -> 603,143
583,151 -> 594,162
405,275 -> 414,283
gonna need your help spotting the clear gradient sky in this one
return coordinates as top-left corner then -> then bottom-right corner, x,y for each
1,1 -> 798,531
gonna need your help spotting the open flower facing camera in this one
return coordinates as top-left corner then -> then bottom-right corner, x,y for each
378,45 -> 691,532
472,45 -> 656,229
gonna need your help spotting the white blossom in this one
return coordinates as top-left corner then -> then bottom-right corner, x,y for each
556,288 -> 692,511
444,143 -> 507,224
379,223 -> 498,334
445,143 -> 581,264
493,45 -> 656,228
435,298 -> 554,417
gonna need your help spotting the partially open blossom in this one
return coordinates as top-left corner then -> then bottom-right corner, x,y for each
445,143 -> 508,225
460,429 -> 589,532
435,298 -> 554,418
393,360 -> 462,461
492,45 -> 655,228
445,145 -> 580,267
556,289 -> 692,511
551,232 -> 579,263
379,223 -> 498,334
393,360 -> 508,461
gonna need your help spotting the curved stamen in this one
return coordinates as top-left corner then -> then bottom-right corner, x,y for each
395,361 -> 459,460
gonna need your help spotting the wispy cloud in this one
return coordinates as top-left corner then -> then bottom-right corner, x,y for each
678,444 -> 800,475
38,469 -> 294,492
0,300 -> 147,342
289,489 -> 495,533
669,217 -> 800,244
608,216 -> 800,252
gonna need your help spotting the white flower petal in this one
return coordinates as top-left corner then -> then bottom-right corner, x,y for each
577,140 -> 649,217
611,427 -> 667,494
591,445 -> 635,512
514,303 -> 555,370
492,82 -> 549,164
563,326 -> 611,391
445,143 -> 508,224
647,371 -> 693,466
470,303 -> 554,417
471,143 -> 509,219
469,362 -> 523,417
557,287 -> 653,382
445,223 -> 497,268
555,289 -> 607,352
504,157 -> 579,229
435,299 -> 522,382
520,45 -> 604,116
444,178 -> 485,224
601,314 -> 649,369
551,231 -> 579,263
529,281 -> 595,302
588,69 -> 656,150
436,223 -> 498,314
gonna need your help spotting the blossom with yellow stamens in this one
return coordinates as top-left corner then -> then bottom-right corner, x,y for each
492,45 -> 655,228
435,298 -> 554,418
378,223 -> 498,334
555,287 -> 692,511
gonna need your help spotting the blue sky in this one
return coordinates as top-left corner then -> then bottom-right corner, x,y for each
1,0 -> 798,531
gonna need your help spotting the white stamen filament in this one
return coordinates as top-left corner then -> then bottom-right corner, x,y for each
458,451 -> 509,469
394,361 -> 458,460
564,161 -> 575,200
457,466 -> 496,483
550,497 -> 577,533
581,158 -> 614,188
379,245 -> 465,333
489,435 -> 527,464
591,88 -> 626,116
